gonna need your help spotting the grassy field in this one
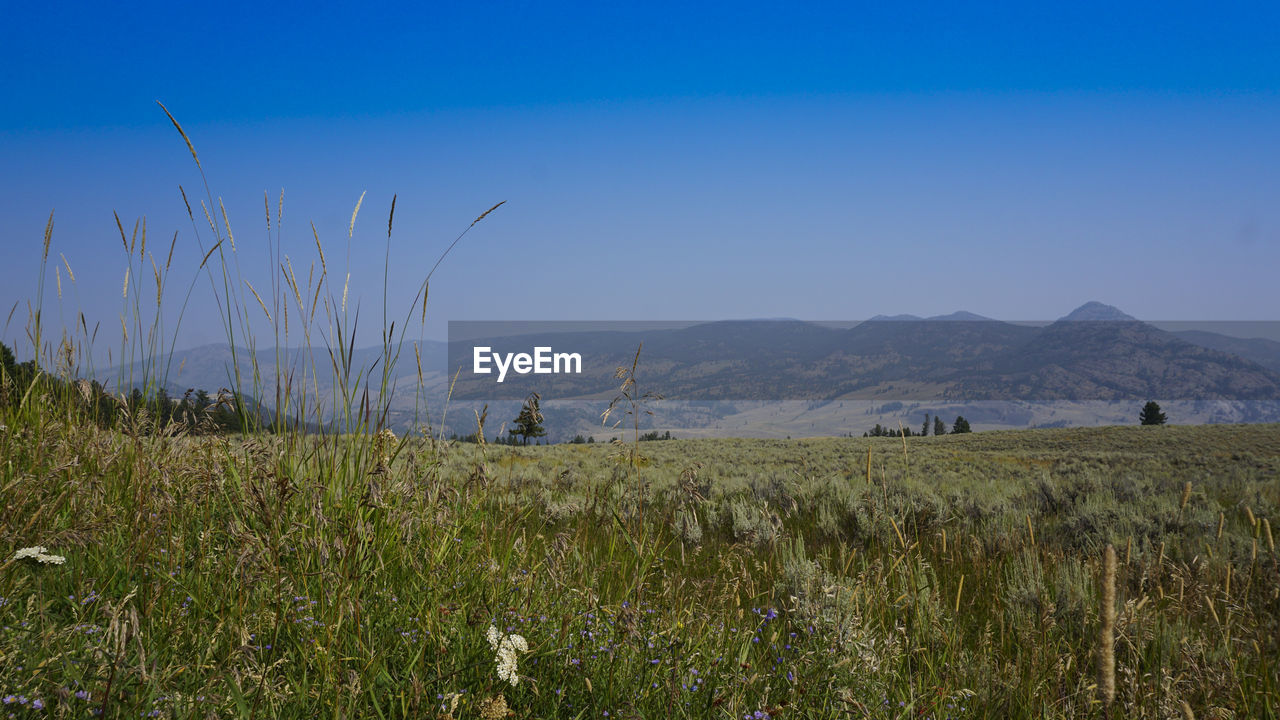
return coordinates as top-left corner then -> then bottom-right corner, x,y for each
2,413 -> 1277,718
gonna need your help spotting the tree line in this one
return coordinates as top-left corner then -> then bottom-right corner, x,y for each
1,341 -> 265,434
864,413 -> 971,437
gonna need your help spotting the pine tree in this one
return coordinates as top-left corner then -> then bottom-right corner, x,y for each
921,413 -> 931,436
934,416 -> 946,436
0,342 -> 15,380
509,392 -> 547,445
951,416 -> 971,434
1139,401 -> 1167,426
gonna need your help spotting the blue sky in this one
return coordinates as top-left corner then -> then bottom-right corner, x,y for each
2,1 -> 1279,356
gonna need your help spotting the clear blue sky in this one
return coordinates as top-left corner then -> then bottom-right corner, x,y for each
2,1 -> 1279,357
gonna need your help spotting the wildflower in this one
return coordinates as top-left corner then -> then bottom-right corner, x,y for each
12,546 -> 65,565
31,699 -> 44,710
486,625 -> 528,686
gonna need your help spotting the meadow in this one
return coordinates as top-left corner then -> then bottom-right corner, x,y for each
2,109 -> 1277,718
2,409 -> 1277,718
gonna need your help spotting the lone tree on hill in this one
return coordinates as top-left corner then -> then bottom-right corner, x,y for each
1139,401 -> 1167,426
951,416 -> 971,434
509,392 -> 547,445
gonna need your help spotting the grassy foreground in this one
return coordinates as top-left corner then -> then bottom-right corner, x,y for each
2,414 -> 1277,718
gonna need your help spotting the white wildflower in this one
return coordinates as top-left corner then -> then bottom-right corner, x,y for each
12,546 -> 66,565
13,546 -> 48,561
486,625 -> 528,686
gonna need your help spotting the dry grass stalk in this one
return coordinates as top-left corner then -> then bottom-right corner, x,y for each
156,100 -> 201,169
1098,544 -> 1117,712
219,198 -> 235,251
349,190 -> 366,238
472,200 -> 506,226
244,280 -> 272,322
1205,594 -> 1220,625
199,240 -> 223,269
888,516 -> 907,551
114,211 -> 128,252
897,420 -> 909,470
43,209 -> 55,262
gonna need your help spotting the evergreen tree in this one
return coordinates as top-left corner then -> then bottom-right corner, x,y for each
155,388 -> 173,426
934,416 -> 946,436
509,392 -> 546,445
0,342 -> 16,406
921,413 -> 931,436
0,341 -> 15,380
1139,401 -> 1167,426
951,416 -> 971,434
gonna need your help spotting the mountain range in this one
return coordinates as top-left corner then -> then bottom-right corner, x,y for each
100,302 -> 1280,435
446,302 -> 1280,405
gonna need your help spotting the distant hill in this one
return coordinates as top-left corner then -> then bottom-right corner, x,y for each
1172,330 -> 1280,374
955,310 -> 1280,402
97,339 -> 451,431
1057,301 -> 1138,322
